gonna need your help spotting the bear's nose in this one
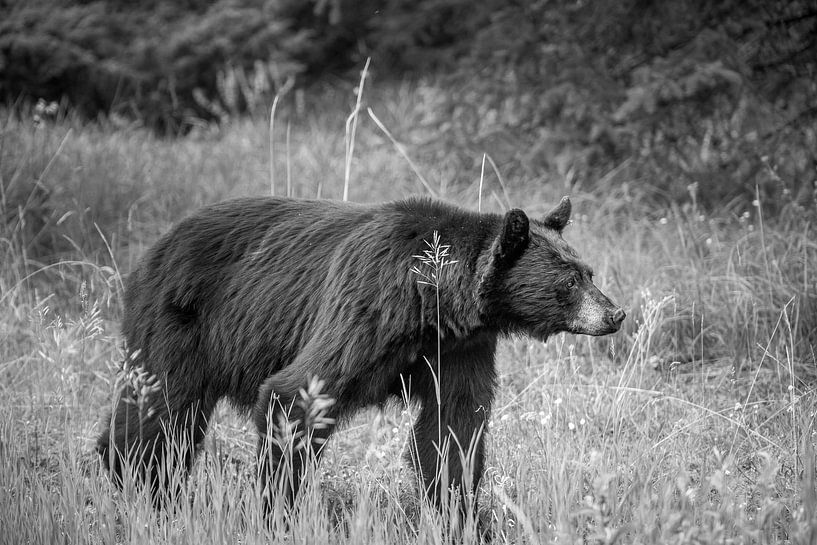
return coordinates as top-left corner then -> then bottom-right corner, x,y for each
610,308 -> 626,326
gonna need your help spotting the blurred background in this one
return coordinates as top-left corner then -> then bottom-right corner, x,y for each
2,0 -> 816,207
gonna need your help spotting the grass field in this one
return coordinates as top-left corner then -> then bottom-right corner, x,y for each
1,86 -> 816,544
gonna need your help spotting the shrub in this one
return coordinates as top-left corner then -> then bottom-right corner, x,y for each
0,0 -> 310,132
2,0 -> 815,209
364,0 -> 817,210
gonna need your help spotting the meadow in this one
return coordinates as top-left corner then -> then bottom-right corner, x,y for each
1,84 -> 816,544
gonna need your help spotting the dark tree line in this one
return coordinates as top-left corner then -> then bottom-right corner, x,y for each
2,0 -> 815,206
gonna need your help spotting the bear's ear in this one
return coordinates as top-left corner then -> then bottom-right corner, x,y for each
543,196 -> 571,233
496,209 -> 530,263
476,209 -> 530,304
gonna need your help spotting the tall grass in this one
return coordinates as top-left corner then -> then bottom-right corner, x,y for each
1,83 -> 815,544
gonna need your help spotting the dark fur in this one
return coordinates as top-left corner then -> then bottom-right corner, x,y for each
97,195 -> 623,520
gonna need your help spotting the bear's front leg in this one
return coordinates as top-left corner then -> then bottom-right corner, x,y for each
252,365 -> 337,513
407,336 -> 497,530
409,389 -> 491,514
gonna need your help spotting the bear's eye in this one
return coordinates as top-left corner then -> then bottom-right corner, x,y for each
566,278 -> 576,289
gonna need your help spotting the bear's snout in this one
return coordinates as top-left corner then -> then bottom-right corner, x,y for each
568,289 -> 626,336
608,308 -> 626,329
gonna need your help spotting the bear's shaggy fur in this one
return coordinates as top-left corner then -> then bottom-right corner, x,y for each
97,195 -> 624,518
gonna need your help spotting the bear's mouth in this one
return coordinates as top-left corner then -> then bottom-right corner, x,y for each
569,320 -> 622,336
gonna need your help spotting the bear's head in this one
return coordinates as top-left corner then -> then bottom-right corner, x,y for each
479,197 -> 625,341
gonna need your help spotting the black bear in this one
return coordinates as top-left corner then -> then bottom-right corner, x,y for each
97,195 -> 624,521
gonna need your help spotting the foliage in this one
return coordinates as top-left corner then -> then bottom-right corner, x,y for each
357,0 -> 817,209
3,0 -> 816,207
0,0 -> 310,132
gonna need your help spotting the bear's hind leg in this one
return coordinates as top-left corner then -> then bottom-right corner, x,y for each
97,380 -> 217,507
252,365 -> 338,512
